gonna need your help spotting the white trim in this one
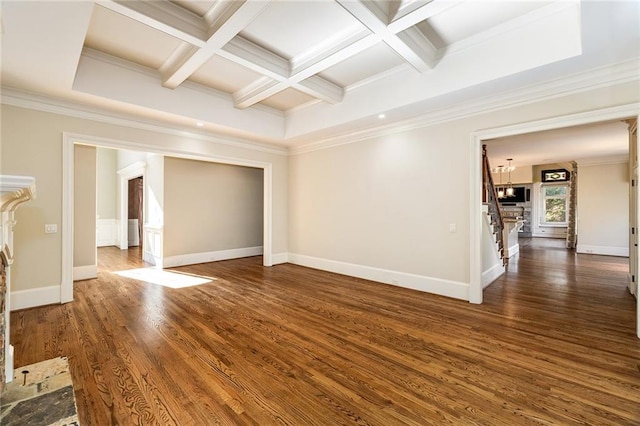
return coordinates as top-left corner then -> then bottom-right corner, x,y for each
1,88 -> 288,156
291,59 -> 640,155
128,219 -> 140,247
577,156 -> 629,166
73,265 -> 97,281
482,263 -> 505,289
97,218 -> 117,247
11,286 -> 61,311
471,104 -> 640,314
576,245 -> 629,257
469,132 -> 483,303
62,133 -> 276,297
506,242 -> 520,258
118,162 -> 146,251
61,135 -> 74,303
288,253 -> 469,301
271,252 -> 289,265
163,246 -> 264,268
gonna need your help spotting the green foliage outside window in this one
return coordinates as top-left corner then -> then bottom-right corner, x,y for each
542,184 -> 568,225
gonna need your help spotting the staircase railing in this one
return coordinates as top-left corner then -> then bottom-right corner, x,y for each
482,144 -> 507,266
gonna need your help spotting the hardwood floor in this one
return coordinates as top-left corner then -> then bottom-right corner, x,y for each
10,240 -> 640,425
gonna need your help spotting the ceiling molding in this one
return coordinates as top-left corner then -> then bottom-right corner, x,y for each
97,0 -> 207,46
289,58 -> 640,155
0,88 -> 289,156
577,156 -> 629,167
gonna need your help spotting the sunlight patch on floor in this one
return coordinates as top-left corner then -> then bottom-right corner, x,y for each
115,268 -> 215,288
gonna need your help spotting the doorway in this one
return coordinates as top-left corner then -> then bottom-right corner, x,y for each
127,176 -> 143,255
471,104 -> 640,337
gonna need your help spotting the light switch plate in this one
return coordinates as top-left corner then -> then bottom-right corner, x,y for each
45,224 -> 57,234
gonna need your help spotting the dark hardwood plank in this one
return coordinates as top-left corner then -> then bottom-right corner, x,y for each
10,240 -> 640,425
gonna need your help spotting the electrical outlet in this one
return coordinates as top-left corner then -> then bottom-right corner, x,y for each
44,224 -> 57,234
449,223 -> 456,233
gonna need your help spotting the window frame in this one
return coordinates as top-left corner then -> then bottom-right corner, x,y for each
539,182 -> 569,227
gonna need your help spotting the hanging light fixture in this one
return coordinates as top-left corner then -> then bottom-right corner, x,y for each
496,165 -> 505,198
505,158 -> 515,197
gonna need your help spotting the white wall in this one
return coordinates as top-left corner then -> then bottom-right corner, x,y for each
96,147 -> 117,220
577,161 -> 629,256
288,81 -> 638,300
1,105 -> 288,303
163,158 -> 263,264
73,144 -> 96,269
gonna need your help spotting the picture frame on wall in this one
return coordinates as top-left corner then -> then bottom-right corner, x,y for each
541,168 -> 570,182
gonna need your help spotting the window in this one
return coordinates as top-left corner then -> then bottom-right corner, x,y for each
540,183 -> 568,226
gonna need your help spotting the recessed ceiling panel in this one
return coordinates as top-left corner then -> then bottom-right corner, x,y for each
239,0 -> 363,60
188,55 -> 263,94
260,88 -> 316,111
416,1 -> 552,49
85,5 -> 183,70
318,42 -> 405,88
170,0 -> 215,17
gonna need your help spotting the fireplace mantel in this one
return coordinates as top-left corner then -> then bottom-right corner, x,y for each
0,175 -> 36,390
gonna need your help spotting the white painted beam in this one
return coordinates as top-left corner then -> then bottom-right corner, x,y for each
161,0 -> 270,89
336,0 -> 437,72
388,0 -> 462,33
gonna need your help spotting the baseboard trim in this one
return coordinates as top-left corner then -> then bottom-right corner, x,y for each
73,264 -> 97,281
506,243 -> 520,258
163,246 -> 264,268
482,262 -> 505,288
271,252 -> 289,265
11,285 -> 61,311
288,253 -> 469,301
576,244 -> 629,257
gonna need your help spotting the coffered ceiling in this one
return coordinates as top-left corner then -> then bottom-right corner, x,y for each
1,1 -> 639,149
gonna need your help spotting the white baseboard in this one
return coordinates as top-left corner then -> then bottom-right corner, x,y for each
288,253 -> 469,301
271,252 -> 288,265
163,246 -> 264,268
144,251 -> 161,268
11,285 -> 61,311
128,219 -> 140,247
97,218 -> 117,247
506,243 -> 520,258
482,262 -> 505,288
73,264 -> 97,281
576,244 -> 629,257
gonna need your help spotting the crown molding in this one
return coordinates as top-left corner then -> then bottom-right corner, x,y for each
289,58 -> 640,155
577,156 -> 629,167
0,88 -> 289,156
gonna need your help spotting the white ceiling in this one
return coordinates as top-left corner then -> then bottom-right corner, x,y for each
1,1 -> 639,152
485,120 -> 630,169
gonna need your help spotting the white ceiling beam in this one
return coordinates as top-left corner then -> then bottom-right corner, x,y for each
290,29 -> 376,79
336,0 -> 437,72
294,76 -> 344,104
224,37 -> 345,108
160,0 -> 271,89
388,0 -> 462,33
97,0 -> 207,47
233,77 -> 287,109
221,36 -> 290,80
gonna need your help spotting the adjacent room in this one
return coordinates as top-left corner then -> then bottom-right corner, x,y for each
1,1 -> 638,424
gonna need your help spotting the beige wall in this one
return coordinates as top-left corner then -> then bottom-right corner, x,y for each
96,147 -> 117,220
73,145 -> 97,267
577,162 -> 629,253
1,105 -> 288,294
289,81 -> 639,287
163,158 -> 263,257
